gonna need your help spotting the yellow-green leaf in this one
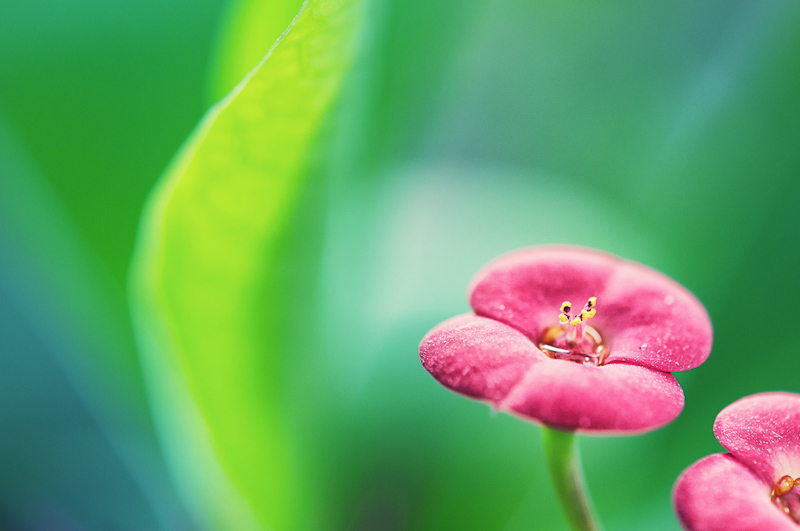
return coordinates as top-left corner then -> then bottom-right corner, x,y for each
207,0 -> 305,103
129,0 -> 363,528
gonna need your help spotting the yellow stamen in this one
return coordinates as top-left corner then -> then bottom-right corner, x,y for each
774,476 -> 796,498
559,313 -> 569,323
569,316 -> 582,326
560,301 -> 572,313
585,308 -> 596,319
587,296 -> 597,308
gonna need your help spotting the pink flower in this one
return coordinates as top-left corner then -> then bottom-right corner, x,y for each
418,246 -> 713,434
673,392 -> 800,531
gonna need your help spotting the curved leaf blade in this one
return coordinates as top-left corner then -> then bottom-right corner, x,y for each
207,0 -> 305,103
130,1 -> 362,528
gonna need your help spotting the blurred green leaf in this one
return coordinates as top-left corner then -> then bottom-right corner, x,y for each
0,0 -> 228,280
0,118 -> 191,529
130,0 -> 363,528
207,0 -> 304,102
0,119 -> 146,419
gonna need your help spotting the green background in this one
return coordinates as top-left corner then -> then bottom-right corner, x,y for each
1,0 -> 799,529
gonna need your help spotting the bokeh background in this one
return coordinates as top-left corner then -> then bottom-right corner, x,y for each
2,0 -> 800,529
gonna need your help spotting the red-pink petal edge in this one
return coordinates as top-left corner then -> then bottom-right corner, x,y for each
419,314 -> 684,434
469,246 -> 713,373
713,392 -> 800,484
673,453 -> 796,531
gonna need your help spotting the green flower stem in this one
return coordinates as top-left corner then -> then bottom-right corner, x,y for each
542,427 -> 602,531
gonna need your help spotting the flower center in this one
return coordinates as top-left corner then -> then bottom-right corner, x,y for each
772,475 -> 800,524
538,297 -> 609,366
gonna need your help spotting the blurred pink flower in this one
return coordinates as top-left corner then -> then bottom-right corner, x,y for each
418,246 -> 712,434
674,392 -> 800,531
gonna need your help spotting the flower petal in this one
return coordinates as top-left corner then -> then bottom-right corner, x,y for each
673,453 -> 795,531
500,361 -> 684,434
419,314 -> 545,403
714,392 -> 800,483
597,262 -> 712,372
419,315 -> 684,433
469,246 -> 712,372
469,246 -> 616,340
